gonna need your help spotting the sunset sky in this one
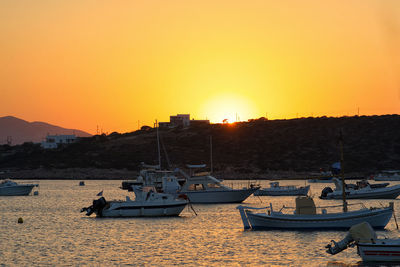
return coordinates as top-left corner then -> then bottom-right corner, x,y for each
1,0 -> 399,134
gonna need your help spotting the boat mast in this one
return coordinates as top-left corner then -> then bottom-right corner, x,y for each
339,130 -> 348,212
156,120 -> 161,170
210,135 -> 213,174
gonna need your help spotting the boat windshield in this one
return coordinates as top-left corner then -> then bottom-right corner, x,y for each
207,183 -> 222,188
1,179 -> 16,185
187,184 -> 205,191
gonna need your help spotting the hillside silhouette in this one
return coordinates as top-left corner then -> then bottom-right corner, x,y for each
0,115 -> 399,178
0,116 -> 92,145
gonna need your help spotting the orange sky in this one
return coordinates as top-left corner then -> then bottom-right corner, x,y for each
1,0 -> 399,134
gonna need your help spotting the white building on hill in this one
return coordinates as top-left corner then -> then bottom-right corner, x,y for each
159,114 -> 209,128
41,134 -> 77,149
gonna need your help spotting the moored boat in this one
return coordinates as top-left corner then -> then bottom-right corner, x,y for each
254,182 -> 310,196
326,222 -> 400,262
237,196 -> 393,230
164,165 -> 260,204
374,170 -> 400,181
0,179 -> 38,196
320,178 -> 400,199
81,185 -> 188,217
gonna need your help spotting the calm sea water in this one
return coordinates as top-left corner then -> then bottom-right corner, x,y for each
1,179 -> 400,266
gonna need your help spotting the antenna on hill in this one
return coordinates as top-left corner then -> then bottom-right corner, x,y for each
6,136 -> 12,146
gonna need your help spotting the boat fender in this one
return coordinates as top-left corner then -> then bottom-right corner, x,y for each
178,194 -> 188,200
321,187 -> 333,198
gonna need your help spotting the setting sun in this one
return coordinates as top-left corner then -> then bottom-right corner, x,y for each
200,94 -> 258,123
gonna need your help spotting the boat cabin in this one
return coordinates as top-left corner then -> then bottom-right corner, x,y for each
180,175 -> 229,192
295,196 -> 316,215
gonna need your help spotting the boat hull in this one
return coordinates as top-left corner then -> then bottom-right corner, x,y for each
254,186 -> 310,196
0,185 -> 35,196
308,179 -> 333,183
358,242 -> 400,262
243,207 -> 393,230
182,188 -> 258,204
322,186 -> 400,199
99,202 -> 187,217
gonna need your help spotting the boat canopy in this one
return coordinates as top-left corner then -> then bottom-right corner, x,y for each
349,222 -> 376,243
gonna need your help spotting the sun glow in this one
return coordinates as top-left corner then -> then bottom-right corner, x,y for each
201,94 -> 258,123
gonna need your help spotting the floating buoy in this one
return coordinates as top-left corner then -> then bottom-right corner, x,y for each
34,191 -> 39,196
18,217 -> 23,224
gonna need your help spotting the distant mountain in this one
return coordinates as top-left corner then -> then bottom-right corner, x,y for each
0,116 -> 92,145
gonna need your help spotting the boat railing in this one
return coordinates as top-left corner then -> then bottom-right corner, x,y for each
239,202 -> 370,214
226,181 -> 260,189
277,202 -> 368,213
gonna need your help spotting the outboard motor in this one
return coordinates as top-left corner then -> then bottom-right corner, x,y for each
326,222 -> 376,255
320,187 -> 333,198
81,197 -> 107,216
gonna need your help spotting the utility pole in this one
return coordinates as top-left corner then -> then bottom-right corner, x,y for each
6,136 -> 12,146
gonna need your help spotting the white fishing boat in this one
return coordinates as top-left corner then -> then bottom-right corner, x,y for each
254,182 -> 310,196
326,222 -> 400,262
320,178 -> 400,199
374,170 -> 400,181
81,185 -> 188,217
179,174 -> 259,203
163,165 -> 260,204
237,196 -> 393,230
0,179 -> 38,196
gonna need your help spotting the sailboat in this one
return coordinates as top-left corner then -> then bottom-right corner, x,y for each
237,132 -> 394,230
